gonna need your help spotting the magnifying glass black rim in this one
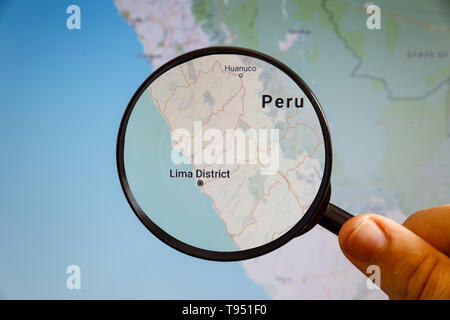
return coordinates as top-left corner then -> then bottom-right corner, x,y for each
116,46 -> 332,262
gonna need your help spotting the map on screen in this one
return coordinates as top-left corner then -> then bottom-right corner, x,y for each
115,0 -> 450,299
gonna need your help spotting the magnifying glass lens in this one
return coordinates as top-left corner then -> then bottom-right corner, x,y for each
120,49 -> 328,257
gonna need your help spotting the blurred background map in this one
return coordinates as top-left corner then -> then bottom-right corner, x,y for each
0,0 -> 448,299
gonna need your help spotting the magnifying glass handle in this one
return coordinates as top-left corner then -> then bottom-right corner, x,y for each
319,203 -> 354,235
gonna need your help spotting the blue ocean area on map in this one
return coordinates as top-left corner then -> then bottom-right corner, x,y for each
0,0 -> 267,299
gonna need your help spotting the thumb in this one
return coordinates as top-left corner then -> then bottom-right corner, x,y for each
338,214 -> 450,299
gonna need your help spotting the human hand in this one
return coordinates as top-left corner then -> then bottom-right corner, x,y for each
338,205 -> 450,299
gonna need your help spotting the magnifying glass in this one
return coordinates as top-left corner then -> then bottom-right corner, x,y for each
117,46 -> 354,261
